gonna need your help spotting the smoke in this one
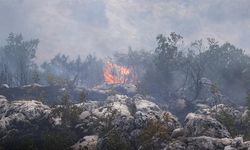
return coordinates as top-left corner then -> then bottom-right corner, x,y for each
0,0 -> 249,64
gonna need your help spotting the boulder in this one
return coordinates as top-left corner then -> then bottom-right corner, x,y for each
184,113 -> 231,138
224,145 -> 237,150
87,83 -> 137,101
166,140 -> 187,150
0,99 -> 51,131
71,135 -> 98,150
171,128 -> 185,138
134,94 -> 160,113
1,84 -> 9,88
186,136 -> 232,150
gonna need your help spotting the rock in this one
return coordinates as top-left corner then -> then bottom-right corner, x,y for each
195,104 -> 211,115
242,141 -> 250,150
186,136 -> 232,150
106,94 -> 132,117
166,140 -> 187,150
75,101 -> 101,112
175,99 -> 187,110
71,135 -> 98,150
0,99 -> 51,131
134,94 -> 160,113
4,87 -> 250,150
1,84 -> 9,88
96,130 -> 131,150
79,111 -> 91,120
231,137 -> 243,148
196,103 -> 242,119
224,145 -> 237,150
171,128 -> 185,138
210,104 -> 241,118
200,77 -> 212,85
184,113 -> 231,138
22,83 -> 44,88
242,109 -> 249,121
0,96 -> 9,115
88,83 -> 137,101
51,117 -> 61,126
9,100 -> 51,120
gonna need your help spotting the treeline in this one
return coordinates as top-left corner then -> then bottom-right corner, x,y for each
0,33 -> 104,88
114,33 -> 250,104
1,32 -> 250,104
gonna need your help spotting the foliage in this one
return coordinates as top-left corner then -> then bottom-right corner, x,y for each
98,103 -> 119,136
0,117 -> 80,150
215,110 -> 238,137
243,92 -> 250,140
79,89 -> 87,103
99,130 -> 130,150
247,91 -> 250,114
31,66 -> 40,83
0,33 -> 39,86
138,117 -> 171,150
46,73 -> 68,87
51,91 -> 82,127
127,100 -> 137,116
41,54 -> 104,88
41,128 -> 78,150
136,33 -> 250,104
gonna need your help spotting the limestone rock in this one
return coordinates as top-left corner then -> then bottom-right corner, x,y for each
184,113 -> 231,138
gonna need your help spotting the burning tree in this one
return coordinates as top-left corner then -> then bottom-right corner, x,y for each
103,59 -> 133,84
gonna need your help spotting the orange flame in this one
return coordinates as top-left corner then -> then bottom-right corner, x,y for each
104,60 -> 131,84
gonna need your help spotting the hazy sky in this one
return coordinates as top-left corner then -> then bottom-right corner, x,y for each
0,0 -> 249,63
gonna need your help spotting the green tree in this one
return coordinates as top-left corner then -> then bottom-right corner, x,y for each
1,33 -> 39,86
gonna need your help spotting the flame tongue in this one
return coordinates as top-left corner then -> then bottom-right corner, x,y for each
104,60 -> 131,84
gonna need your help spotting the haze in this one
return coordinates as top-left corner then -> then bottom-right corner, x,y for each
0,0 -> 249,63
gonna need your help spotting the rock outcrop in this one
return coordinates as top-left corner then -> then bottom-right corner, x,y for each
184,113 -> 231,138
0,91 -> 250,150
0,96 -> 51,131
71,135 -> 98,150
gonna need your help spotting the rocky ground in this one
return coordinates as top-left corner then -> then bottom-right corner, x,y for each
0,84 -> 250,150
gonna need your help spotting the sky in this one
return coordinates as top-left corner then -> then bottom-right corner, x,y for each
0,0 -> 249,63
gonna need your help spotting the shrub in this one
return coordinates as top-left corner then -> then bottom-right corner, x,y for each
138,118 -> 171,150
215,110 -> 237,137
98,130 -> 130,150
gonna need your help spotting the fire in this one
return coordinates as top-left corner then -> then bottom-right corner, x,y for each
104,60 -> 131,84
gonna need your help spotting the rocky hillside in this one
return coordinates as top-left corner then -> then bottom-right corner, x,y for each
0,91 -> 250,150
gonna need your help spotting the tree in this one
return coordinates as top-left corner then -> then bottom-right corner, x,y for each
54,91 -> 82,127
79,90 -> 87,103
114,48 -> 153,84
0,63 -> 12,86
242,92 -> 250,140
31,65 -> 40,83
140,32 -> 184,99
186,39 -> 207,100
1,33 -> 39,86
41,54 -> 104,88
80,54 -> 104,87
247,91 -> 250,116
